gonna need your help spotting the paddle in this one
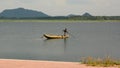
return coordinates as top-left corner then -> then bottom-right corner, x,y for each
67,31 -> 76,38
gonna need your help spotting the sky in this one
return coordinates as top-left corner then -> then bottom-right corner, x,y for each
0,0 -> 120,16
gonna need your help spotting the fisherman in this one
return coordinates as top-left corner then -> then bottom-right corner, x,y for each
63,28 -> 68,36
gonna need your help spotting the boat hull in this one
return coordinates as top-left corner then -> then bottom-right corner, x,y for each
43,34 -> 69,39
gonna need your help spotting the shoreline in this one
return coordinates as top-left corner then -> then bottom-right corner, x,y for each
0,19 -> 120,23
0,59 -> 118,68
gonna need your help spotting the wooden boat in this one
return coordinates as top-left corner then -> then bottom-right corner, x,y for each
43,34 -> 69,39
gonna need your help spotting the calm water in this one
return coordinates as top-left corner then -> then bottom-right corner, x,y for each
0,22 -> 120,62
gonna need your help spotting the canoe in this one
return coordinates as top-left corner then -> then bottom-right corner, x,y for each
43,34 -> 69,39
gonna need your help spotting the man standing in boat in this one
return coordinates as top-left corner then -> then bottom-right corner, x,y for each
63,28 -> 68,36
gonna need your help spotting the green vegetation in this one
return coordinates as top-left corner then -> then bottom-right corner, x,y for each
0,16 -> 120,20
0,19 -> 120,23
67,16 -> 120,20
81,56 -> 120,67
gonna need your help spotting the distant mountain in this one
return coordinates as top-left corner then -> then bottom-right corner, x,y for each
0,8 -> 49,18
67,14 -> 80,17
82,12 -> 92,16
67,13 -> 92,17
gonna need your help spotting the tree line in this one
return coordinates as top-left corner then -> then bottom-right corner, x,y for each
0,16 -> 120,20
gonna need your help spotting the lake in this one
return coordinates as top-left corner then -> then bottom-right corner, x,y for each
0,22 -> 120,62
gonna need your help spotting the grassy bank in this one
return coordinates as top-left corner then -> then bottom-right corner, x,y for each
81,56 -> 120,67
0,19 -> 120,22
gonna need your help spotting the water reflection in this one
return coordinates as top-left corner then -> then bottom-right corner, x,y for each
42,38 -> 68,53
63,38 -> 67,52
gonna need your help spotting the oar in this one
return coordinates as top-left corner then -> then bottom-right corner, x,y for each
67,32 -> 76,38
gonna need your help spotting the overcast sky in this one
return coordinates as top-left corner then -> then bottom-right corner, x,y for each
0,0 -> 119,16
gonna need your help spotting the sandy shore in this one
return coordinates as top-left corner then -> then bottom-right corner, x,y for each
0,59 -> 118,68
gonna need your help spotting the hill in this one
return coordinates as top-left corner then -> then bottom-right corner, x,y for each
0,8 -> 49,18
82,12 -> 92,16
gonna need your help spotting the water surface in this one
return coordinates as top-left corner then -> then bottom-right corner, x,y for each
0,22 -> 120,62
